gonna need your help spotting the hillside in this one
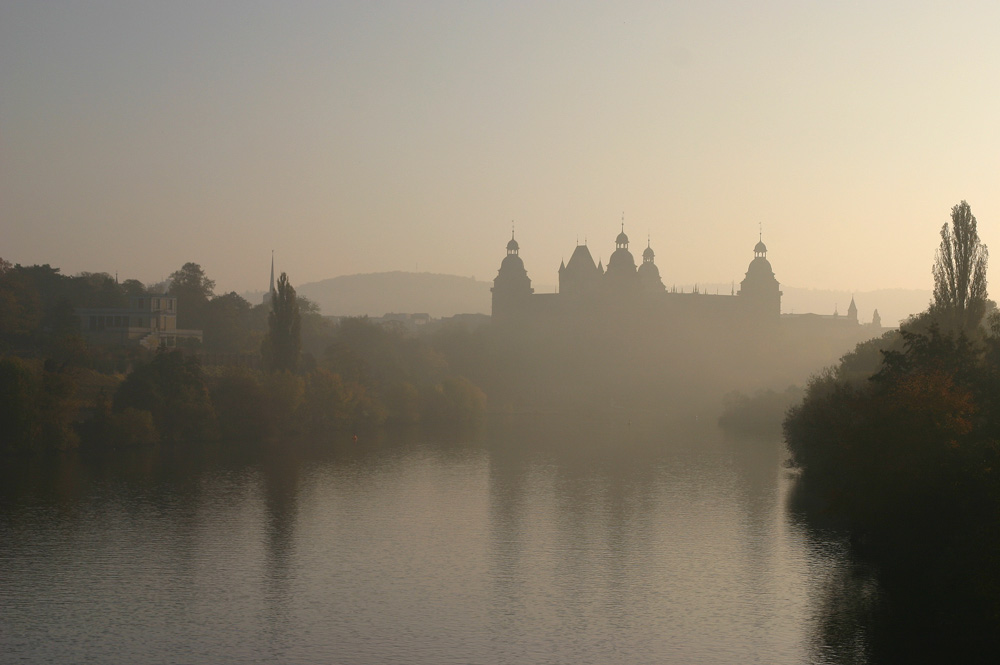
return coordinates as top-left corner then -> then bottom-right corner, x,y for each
297,272 -> 491,317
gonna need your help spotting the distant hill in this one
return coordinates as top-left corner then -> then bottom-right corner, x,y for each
297,272 -> 492,317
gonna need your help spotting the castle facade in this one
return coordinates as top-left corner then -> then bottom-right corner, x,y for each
491,226 -> 884,336
486,226 -> 890,410
491,227 -> 793,327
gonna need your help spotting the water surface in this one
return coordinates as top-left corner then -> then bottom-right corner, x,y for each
1,417 -> 870,664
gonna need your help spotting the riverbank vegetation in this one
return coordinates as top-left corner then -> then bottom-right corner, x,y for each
784,201 -> 1000,650
718,385 -> 804,435
0,259 -> 486,454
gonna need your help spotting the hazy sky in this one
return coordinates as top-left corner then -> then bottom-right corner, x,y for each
3,1 -> 999,295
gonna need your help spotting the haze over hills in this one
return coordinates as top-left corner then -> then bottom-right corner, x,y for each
780,286 -> 931,328
296,272 -> 491,318
293,271 -> 931,324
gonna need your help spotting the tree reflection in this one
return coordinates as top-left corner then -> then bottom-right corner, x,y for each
791,477 -> 1000,664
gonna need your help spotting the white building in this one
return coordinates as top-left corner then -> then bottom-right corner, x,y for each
77,294 -> 203,348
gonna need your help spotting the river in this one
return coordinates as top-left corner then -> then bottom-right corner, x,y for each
0,416 -> 875,664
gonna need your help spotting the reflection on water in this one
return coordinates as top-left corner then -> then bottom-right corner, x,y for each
2,417 -> 880,663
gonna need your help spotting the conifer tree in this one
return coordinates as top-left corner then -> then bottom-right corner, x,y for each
262,272 -> 301,373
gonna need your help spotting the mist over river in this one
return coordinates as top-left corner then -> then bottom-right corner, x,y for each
1,417 -> 877,664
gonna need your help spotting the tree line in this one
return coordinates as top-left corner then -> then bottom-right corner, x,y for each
783,201 -> 1000,654
0,260 -> 487,453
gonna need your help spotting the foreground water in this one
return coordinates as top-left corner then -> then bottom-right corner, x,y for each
0,417 -> 874,664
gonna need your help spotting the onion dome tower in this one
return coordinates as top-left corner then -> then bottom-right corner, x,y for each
636,237 -> 666,293
604,221 -> 639,290
738,234 -> 782,320
491,228 -> 534,321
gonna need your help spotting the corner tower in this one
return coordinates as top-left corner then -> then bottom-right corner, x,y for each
636,238 -> 666,293
738,236 -> 781,320
491,230 -> 534,321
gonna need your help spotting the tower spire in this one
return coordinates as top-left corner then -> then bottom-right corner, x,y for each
269,250 -> 275,296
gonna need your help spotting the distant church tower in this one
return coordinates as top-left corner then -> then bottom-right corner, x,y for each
738,236 -> 782,320
263,250 -> 275,305
491,230 -> 534,321
847,296 -> 858,323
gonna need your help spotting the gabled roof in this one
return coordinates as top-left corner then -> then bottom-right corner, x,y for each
565,244 -> 597,271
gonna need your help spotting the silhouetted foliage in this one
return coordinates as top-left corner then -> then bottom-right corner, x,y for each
0,356 -> 81,453
718,386 -> 803,434
0,254 -> 494,451
35,359 -> 80,450
832,329 -> 901,385
786,300 -> 1000,644
0,356 -> 37,453
203,291 -> 255,353
114,350 -> 216,443
0,259 -> 43,342
210,368 -> 273,442
263,370 -> 304,431
933,200 -> 989,334
168,262 -> 215,330
421,376 -> 487,425
120,278 -> 148,298
299,368 -> 385,433
108,407 -> 159,448
262,273 -> 301,373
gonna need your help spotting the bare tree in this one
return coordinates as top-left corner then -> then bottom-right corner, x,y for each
932,200 -> 989,333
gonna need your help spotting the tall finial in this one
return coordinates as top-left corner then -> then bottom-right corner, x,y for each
621,211 -> 625,233
511,221 -> 515,240
759,222 -> 762,242
647,232 -> 651,248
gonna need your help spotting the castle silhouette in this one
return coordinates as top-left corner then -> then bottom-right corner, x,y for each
492,226 -> 874,330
